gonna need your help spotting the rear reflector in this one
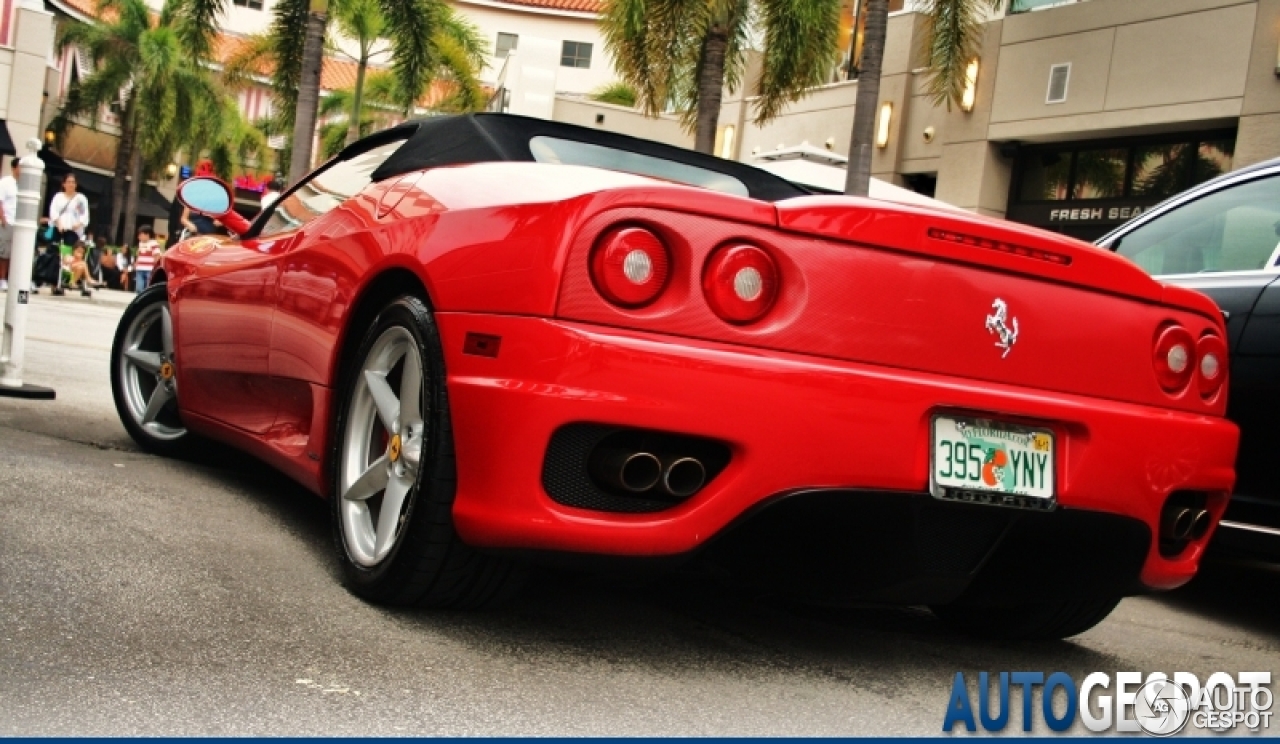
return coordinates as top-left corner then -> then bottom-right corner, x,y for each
590,226 -> 671,308
463,333 -> 502,358
928,228 -> 1073,266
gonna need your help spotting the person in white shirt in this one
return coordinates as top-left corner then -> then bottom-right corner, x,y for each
48,173 -> 90,248
0,158 -> 18,291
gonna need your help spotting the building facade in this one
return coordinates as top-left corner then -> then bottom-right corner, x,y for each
555,0 -> 1280,241
1,0 -> 56,163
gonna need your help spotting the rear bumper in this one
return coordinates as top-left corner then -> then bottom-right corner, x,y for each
438,313 -> 1238,593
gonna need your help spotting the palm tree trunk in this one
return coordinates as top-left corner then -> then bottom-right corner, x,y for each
693,22 -> 729,156
123,143 -> 143,249
290,0 -> 328,183
844,0 -> 888,196
345,55 -> 368,146
110,101 -> 136,245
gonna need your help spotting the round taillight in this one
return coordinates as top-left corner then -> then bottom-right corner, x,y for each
703,243 -> 779,324
1196,334 -> 1227,398
1153,325 -> 1196,393
590,226 -> 670,308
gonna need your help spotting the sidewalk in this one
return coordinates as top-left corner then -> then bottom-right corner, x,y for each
1,286 -> 136,308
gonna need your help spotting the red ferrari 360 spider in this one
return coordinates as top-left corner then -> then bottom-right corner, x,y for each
110,114 -> 1237,639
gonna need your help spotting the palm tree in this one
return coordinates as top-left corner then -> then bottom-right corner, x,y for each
265,0 -> 486,182
330,0 -> 486,146
844,0 -> 1003,196
318,70 -> 401,158
600,0 -> 843,155
56,0 -> 229,243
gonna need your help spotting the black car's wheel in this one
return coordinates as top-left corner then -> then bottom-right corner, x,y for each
931,595 -> 1121,641
331,295 -> 525,607
110,284 -> 193,456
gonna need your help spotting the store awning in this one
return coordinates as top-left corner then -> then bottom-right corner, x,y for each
38,147 -> 73,176
69,167 -> 172,219
0,121 -> 16,157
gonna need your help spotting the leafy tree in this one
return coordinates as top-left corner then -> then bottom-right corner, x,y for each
55,0 -> 233,243
845,0 -> 1002,196
262,0 -> 486,183
600,0 -> 842,155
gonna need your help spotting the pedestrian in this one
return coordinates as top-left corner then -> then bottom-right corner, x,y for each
134,226 -> 159,293
48,173 -> 90,249
260,177 -> 284,210
0,157 -> 18,291
180,204 -> 219,238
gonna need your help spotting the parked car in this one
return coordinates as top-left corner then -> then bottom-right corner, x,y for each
109,114 -> 1236,639
1099,157 -> 1280,556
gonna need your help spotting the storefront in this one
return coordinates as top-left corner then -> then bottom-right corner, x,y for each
1005,130 -> 1236,242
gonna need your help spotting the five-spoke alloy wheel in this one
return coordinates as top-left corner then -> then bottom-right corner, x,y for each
331,295 -> 524,607
111,284 -> 191,455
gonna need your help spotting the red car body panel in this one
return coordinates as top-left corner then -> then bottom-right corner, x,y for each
159,160 -> 1238,593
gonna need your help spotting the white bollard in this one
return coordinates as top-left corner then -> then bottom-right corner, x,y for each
0,138 -> 56,399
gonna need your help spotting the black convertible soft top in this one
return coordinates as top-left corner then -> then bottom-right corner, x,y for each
352,113 -> 810,203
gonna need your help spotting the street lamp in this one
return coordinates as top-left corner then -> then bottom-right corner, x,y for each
166,163 -> 179,179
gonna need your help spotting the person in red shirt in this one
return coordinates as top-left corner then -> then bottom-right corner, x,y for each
134,226 -> 159,293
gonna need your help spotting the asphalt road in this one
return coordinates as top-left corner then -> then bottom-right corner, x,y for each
1,292 -> 1278,735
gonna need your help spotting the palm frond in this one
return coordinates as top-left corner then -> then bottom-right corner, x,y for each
589,81 -> 638,108
378,0 -> 443,110
917,0 -> 1001,110
428,30 -> 485,112
753,0 -> 841,122
437,6 -> 487,72
171,0 -> 227,61
220,32 -> 275,90
269,0 -> 313,129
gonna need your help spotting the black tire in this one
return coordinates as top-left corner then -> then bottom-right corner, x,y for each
330,295 -> 526,608
931,595 -> 1121,641
110,283 -> 195,457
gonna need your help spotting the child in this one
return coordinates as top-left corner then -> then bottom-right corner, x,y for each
135,226 -> 159,293
63,242 -> 93,297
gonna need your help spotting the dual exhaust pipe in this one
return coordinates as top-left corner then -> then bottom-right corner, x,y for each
590,448 -> 707,499
1163,506 -> 1212,542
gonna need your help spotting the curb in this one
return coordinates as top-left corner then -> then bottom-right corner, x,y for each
1,287 -> 135,309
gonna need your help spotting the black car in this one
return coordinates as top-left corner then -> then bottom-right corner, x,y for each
1098,157 -> 1280,554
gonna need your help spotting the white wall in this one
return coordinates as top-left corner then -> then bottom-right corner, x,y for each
144,0 -> 275,36
453,0 -> 614,95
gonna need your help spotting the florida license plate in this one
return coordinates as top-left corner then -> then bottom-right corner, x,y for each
930,415 -> 1056,506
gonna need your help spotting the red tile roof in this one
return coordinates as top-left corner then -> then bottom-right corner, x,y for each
470,0 -> 603,13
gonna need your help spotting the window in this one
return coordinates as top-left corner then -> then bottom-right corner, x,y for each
1046,63 -> 1070,104
257,138 -> 408,238
561,41 -> 592,69
1113,176 -> 1280,276
232,0 -> 264,9
1071,149 -> 1126,200
495,32 -> 518,59
1018,152 -> 1071,202
529,136 -> 748,197
1015,133 -> 1235,204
